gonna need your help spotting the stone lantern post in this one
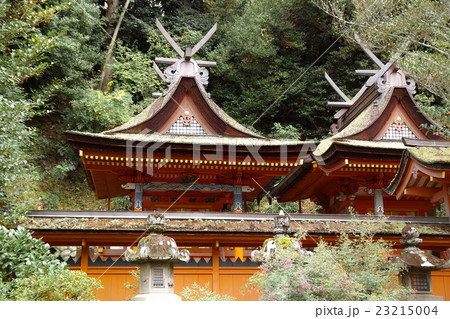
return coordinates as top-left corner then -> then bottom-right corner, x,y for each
394,225 -> 450,301
125,212 -> 190,301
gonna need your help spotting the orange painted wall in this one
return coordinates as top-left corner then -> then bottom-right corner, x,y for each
77,267 -> 450,301
431,269 -> 450,300
80,266 -> 259,301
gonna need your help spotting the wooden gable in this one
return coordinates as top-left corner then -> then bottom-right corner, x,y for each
348,88 -> 435,141
106,77 -> 264,139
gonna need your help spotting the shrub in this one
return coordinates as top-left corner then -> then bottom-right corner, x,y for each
181,282 -> 235,301
244,232 -> 413,301
10,270 -> 100,301
0,225 -> 101,300
63,88 -> 135,133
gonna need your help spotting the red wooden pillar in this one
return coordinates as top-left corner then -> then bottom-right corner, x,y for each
80,239 -> 89,273
212,243 -> 220,293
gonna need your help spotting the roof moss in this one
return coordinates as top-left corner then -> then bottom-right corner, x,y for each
103,76 -> 264,139
409,147 -> 450,165
26,217 -> 450,236
314,87 -> 396,156
65,130 -> 305,146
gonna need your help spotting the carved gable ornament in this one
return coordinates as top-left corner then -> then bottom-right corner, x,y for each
167,111 -> 207,135
377,68 -> 416,96
152,19 -> 217,97
381,116 -> 418,141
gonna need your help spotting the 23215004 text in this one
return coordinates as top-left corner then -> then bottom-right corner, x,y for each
375,306 -> 438,316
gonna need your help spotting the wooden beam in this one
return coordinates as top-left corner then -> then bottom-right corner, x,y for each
365,61 -> 394,86
355,70 -> 378,76
153,61 -> 165,81
354,34 -> 385,68
334,108 -> 348,119
327,101 -> 352,108
324,72 -> 350,102
154,57 -> 179,65
430,189 -> 444,203
81,240 -> 89,273
196,60 -> 217,68
191,24 -> 217,56
402,138 -> 450,148
404,187 -> 440,198
156,19 -> 184,57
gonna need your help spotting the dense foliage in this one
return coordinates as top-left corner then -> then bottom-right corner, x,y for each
315,0 -> 450,138
244,230 -> 412,301
181,282 -> 236,301
0,226 -> 101,300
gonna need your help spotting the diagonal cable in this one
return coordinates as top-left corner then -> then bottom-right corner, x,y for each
92,177 -> 200,283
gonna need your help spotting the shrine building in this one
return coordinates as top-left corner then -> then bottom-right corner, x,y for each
27,23 -> 450,301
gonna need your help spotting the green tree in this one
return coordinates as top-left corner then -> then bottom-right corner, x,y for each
0,0 -> 63,225
207,0 -> 371,139
39,0 -> 106,100
63,88 -> 135,133
315,0 -> 449,101
315,0 -> 450,138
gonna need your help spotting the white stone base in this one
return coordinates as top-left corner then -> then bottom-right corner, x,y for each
407,294 -> 444,301
131,293 -> 182,302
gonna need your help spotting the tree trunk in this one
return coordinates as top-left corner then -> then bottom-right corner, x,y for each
97,0 -> 130,92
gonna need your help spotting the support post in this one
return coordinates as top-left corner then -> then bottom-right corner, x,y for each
374,189 -> 384,215
443,183 -> 450,217
80,239 -> 88,273
233,185 -> 242,213
134,183 -> 143,211
212,244 -> 220,293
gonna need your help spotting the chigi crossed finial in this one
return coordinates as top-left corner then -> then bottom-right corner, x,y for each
152,19 -> 217,97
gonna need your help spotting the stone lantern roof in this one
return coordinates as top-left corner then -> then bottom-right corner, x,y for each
125,212 -> 189,264
395,225 -> 449,271
250,211 -> 302,264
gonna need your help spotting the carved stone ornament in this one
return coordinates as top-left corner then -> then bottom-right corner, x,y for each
377,76 -> 389,94
406,78 -> 416,95
197,67 -> 209,86
125,212 -> 190,302
251,212 -> 311,265
147,212 -> 166,234
152,19 -> 217,97
273,211 -> 291,237
163,65 -> 177,84
395,226 -> 450,301
395,225 -> 449,273
125,212 -> 190,264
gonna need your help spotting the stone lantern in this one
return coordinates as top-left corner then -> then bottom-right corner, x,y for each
125,212 -> 190,301
250,211 -> 302,264
394,225 -> 450,301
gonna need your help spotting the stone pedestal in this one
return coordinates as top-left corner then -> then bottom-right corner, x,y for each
132,293 -> 181,302
125,212 -> 189,301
